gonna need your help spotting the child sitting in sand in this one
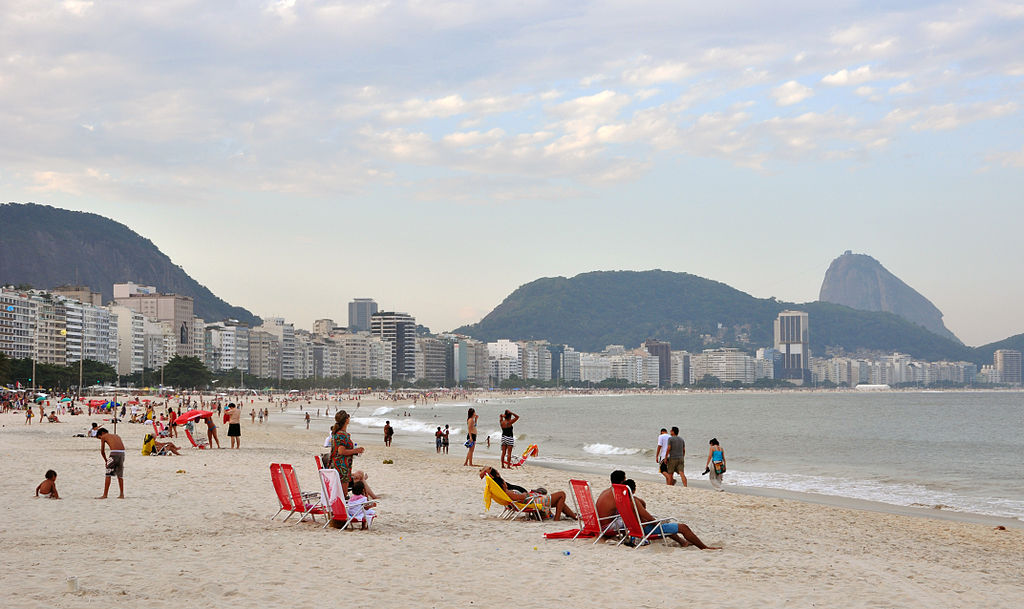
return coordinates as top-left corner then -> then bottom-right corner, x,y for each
346,481 -> 376,529
35,470 -> 60,499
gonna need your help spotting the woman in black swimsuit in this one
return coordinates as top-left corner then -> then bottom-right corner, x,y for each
499,409 -> 520,469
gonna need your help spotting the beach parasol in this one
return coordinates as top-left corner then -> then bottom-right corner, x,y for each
34,395 -> 47,402
59,397 -> 72,402
174,409 -> 214,425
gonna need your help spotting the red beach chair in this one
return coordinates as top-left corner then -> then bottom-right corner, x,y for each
610,483 -> 675,549
568,479 -> 619,543
508,444 -> 538,468
281,464 -> 326,524
318,468 -> 351,530
270,463 -> 296,520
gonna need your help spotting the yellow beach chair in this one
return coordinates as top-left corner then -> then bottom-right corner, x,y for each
483,475 -> 546,521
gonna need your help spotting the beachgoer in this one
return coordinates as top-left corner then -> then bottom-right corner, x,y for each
435,427 -> 443,453
463,408 -> 479,466
205,417 -> 221,449
328,411 -> 363,494
622,479 -> 719,549
499,409 -> 520,469
664,426 -> 686,486
250,409 -> 256,424
595,469 -> 628,538
384,421 -> 394,447
346,481 -> 377,529
36,470 -> 60,499
88,422 -> 99,437
143,433 -> 182,456
655,428 -> 671,484
704,438 -> 726,491
258,409 -> 264,424
484,468 -> 576,521
227,403 -> 242,449
305,412 -> 310,429
96,428 -> 126,499
442,425 -> 450,454
349,470 -> 378,499
25,408 -> 32,425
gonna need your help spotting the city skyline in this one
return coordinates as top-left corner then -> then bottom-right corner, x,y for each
2,2 -> 1022,345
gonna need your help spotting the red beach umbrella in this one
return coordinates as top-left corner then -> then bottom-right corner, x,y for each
174,409 -> 214,425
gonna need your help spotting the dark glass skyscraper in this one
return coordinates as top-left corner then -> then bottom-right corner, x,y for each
348,298 -> 378,332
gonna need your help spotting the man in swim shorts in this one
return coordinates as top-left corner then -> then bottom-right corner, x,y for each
664,426 -> 687,487
226,403 -> 242,449
96,428 -> 126,499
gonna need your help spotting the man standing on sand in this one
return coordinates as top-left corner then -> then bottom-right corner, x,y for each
96,428 -> 125,499
226,403 -> 242,449
384,421 -> 394,447
664,426 -> 686,486
655,428 -> 671,484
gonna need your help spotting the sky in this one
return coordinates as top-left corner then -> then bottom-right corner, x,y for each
2,1 -> 1023,347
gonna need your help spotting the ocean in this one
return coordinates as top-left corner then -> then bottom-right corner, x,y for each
310,390 -> 1024,521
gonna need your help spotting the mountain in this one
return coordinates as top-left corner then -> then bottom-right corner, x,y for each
455,269 -> 974,362
819,251 -> 960,344
0,203 -> 260,326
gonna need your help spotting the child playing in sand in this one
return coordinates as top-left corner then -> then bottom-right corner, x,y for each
35,470 -> 60,499
346,481 -> 376,529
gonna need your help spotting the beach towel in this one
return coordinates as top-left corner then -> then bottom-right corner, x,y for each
544,529 -> 597,539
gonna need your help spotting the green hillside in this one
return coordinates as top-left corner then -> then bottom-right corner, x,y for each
455,270 -> 977,362
0,203 -> 260,326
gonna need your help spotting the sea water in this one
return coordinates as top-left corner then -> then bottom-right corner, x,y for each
313,391 -> 1024,521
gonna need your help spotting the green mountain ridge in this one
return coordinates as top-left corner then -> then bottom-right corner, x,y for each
1,203 -> 260,326
455,270 -> 1004,366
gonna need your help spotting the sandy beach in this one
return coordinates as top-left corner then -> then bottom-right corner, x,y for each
2,398 -> 1021,609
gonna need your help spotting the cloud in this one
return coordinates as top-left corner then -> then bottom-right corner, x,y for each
821,65 -> 876,86
986,145 -> 1024,168
771,81 -> 814,106
623,61 -> 692,85
910,102 -> 1018,131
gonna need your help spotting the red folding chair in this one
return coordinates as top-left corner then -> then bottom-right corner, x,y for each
611,483 -> 675,549
270,463 -> 295,520
281,464 -> 326,524
568,479 -> 620,542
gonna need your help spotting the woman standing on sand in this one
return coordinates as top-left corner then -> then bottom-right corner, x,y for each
705,438 -> 726,491
463,408 -> 479,466
329,411 -> 364,489
499,409 -> 519,469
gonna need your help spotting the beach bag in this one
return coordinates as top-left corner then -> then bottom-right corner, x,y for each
713,461 -> 726,475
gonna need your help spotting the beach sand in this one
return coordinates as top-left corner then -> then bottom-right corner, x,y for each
2,400 -> 1021,609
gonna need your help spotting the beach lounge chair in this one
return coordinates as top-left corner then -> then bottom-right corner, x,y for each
314,454 -> 324,470
483,475 -> 545,521
508,444 -> 539,468
281,463 -> 326,524
270,463 -> 297,520
317,468 -> 351,529
568,479 -> 620,543
610,483 -> 675,549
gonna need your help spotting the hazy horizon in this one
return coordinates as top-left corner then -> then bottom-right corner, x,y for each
2,2 -> 1021,346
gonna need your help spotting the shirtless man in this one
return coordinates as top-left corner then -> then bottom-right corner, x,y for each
463,408 -> 480,466
226,403 -> 242,449
96,428 -> 126,499
622,479 -> 719,549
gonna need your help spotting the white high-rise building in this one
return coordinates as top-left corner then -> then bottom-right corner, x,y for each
109,304 -> 145,375
259,317 -> 296,379
0,288 -> 35,361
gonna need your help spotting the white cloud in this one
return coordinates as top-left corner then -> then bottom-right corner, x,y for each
623,61 -> 692,85
986,145 -> 1024,168
771,81 -> 814,106
821,65 -> 876,86
888,81 -> 915,95
910,102 -> 1018,131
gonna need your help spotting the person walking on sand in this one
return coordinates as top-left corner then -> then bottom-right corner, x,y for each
655,428 -> 671,484
96,428 -> 126,499
384,421 -> 394,447
226,403 -> 242,449
664,426 -> 686,486
305,412 -> 311,429
499,409 -> 520,468
704,438 -> 726,491
463,407 -> 479,466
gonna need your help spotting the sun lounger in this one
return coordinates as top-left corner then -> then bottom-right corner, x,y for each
270,463 -> 296,520
483,475 -> 546,521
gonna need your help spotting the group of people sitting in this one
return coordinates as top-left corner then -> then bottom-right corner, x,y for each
480,466 -> 719,549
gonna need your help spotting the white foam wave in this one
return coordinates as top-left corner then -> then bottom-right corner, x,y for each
371,406 -> 393,416
583,443 -> 643,456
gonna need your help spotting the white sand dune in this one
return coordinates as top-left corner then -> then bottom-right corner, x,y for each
2,400 -> 1021,609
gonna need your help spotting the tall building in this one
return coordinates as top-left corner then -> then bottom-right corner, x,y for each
113,283 -> 195,357
774,310 -> 810,384
0,288 -> 35,360
248,330 -> 281,379
348,298 -> 378,332
109,304 -> 145,375
259,318 -> 296,379
204,321 -> 250,373
51,285 -> 102,306
313,319 -> 336,337
370,312 -> 416,382
645,339 -> 672,387
32,294 -> 67,365
994,349 -> 1022,386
